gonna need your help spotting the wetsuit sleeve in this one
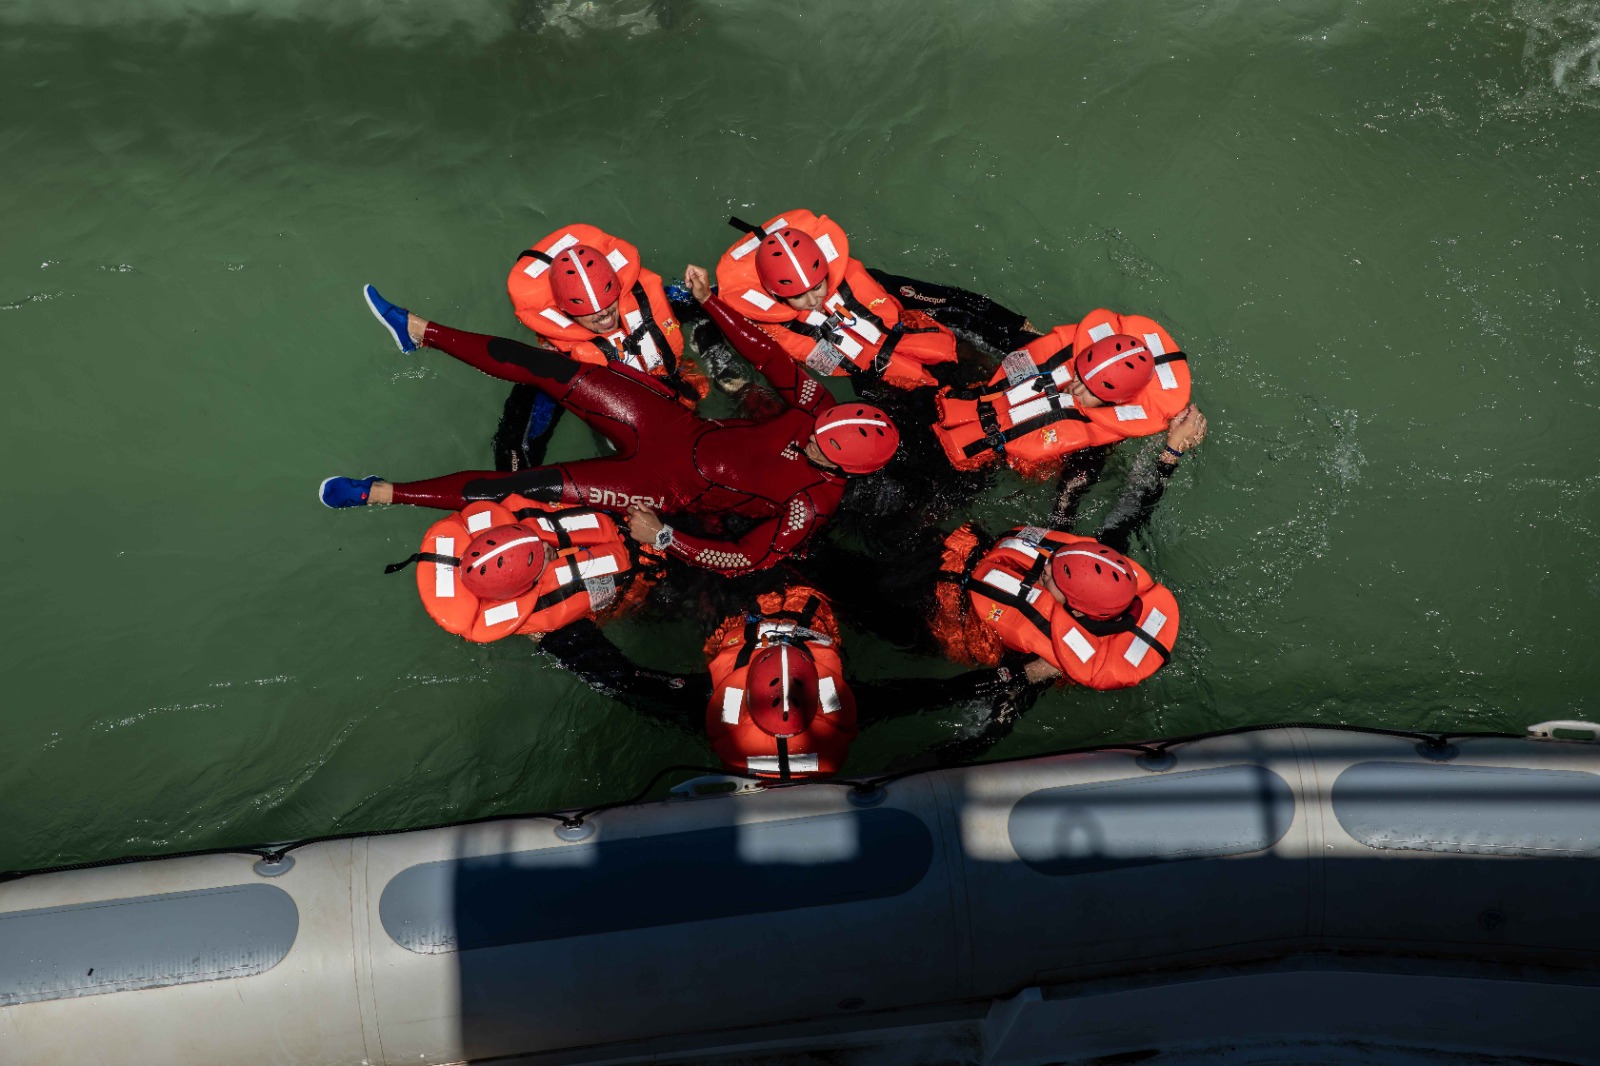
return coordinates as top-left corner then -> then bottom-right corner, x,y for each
1049,445 -> 1113,532
927,677 -> 1046,766
665,488 -> 832,576
701,295 -> 832,414
539,620 -> 708,728
1095,458 -> 1179,555
851,667 -> 1027,724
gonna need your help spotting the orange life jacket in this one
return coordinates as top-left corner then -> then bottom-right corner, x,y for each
401,494 -> 658,644
959,527 -> 1179,690
714,210 -> 957,390
933,309 -> 1191,479
507,224 -> 702,397
704,586 -> 858,779
929,523 -> 1007,668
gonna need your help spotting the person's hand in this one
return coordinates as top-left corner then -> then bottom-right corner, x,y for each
1023,657 -> 1061,684
625,504 -> 664,544
1164,404 -> 1208,453
684,264 -> 712,303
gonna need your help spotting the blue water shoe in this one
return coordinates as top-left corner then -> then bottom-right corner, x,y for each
319,475 -> 381,509
363,285 -> 417,353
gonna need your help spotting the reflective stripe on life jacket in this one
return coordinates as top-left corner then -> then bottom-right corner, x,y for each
964,527 -> 1180,690
402,494 -> 646,644
704,585 -> 858,779
507,223 -> 687,378
934,309 -> 1192,478
715,210 -> 957,389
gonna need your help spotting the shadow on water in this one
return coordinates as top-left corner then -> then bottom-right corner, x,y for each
396,745 -> 1600,1063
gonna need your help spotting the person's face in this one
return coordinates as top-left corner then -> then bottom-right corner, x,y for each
783,276 -> 829,314
572,299 -> 621,334
805,435 -> 840,470
1067,376 -> 1105,409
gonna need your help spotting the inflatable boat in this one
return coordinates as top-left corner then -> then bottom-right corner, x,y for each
3,721 -> 1599,1065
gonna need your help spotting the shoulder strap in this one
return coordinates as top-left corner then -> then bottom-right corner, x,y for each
511,506 -> 608,550
969,570 -> 1055,642
384,551 -> 458,575
733,613 -> 763,669
530,556 -> 588,614
963,393 -> 1090,459
835,279 -> 889,336
1076,607 -> 1173,666
619,280 -> 678,376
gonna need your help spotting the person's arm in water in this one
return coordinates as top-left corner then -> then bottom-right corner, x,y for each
685,264 -> 832,415
1095,405 -> 1208,554
871,669 -> 1048,771
1049,445 -> 1114,531
851,666 -> 1032,725
539,620 -> 708,729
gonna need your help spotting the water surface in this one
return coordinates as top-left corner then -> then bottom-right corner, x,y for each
2,0 -> 1598,871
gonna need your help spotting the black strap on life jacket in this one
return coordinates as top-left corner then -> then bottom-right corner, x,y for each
732,594 -> 823,669
779,280 -> 915,380
727,216 -> 771,238
383,551 -> 460,575
836,279 -> 890,337
1155,351 -> 1186,366
1073,597 -> 1172,666
775,735 -> 792,782
945,341 -> 1076,402
515,248 -> 554,267
969,571 -> 1055,643
510,506 -> 608,550
590,281 -> 679,379
963,393 -> 1090,459
529,556 -> 587,614
530,578 -> 588,615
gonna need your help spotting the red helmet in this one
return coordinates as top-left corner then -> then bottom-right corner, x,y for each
1049,541 -> 1138,620
1074,333 -> 1154,404
459,524 -> 548,601
745,644 -> 819,737
755,226 -> 828,298
549,244 -> 620,317
812,405 -> 899,475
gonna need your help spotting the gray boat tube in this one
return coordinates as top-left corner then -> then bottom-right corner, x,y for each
3,722 -> 1599,1066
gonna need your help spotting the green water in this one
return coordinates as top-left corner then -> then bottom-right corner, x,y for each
2,0 -> 1598,873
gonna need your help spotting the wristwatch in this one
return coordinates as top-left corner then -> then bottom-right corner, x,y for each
653,524 -> 675,551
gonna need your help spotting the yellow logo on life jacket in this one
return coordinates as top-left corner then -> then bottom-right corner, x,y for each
1041,427 -> 1058,445
988,606 -> 1005,622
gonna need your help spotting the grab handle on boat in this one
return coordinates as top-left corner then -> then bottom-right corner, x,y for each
1526,720 -> 1600,742
669,775 -> 765,799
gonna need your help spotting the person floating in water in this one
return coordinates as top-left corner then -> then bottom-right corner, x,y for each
495,224 -> 710,467
932,308 -> 1193,522
808,405 -> 1208,689
712,209 -> 1039,392
381,492 -> 663,644
322,267 -> 900,576
541,576 -> 1042,780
